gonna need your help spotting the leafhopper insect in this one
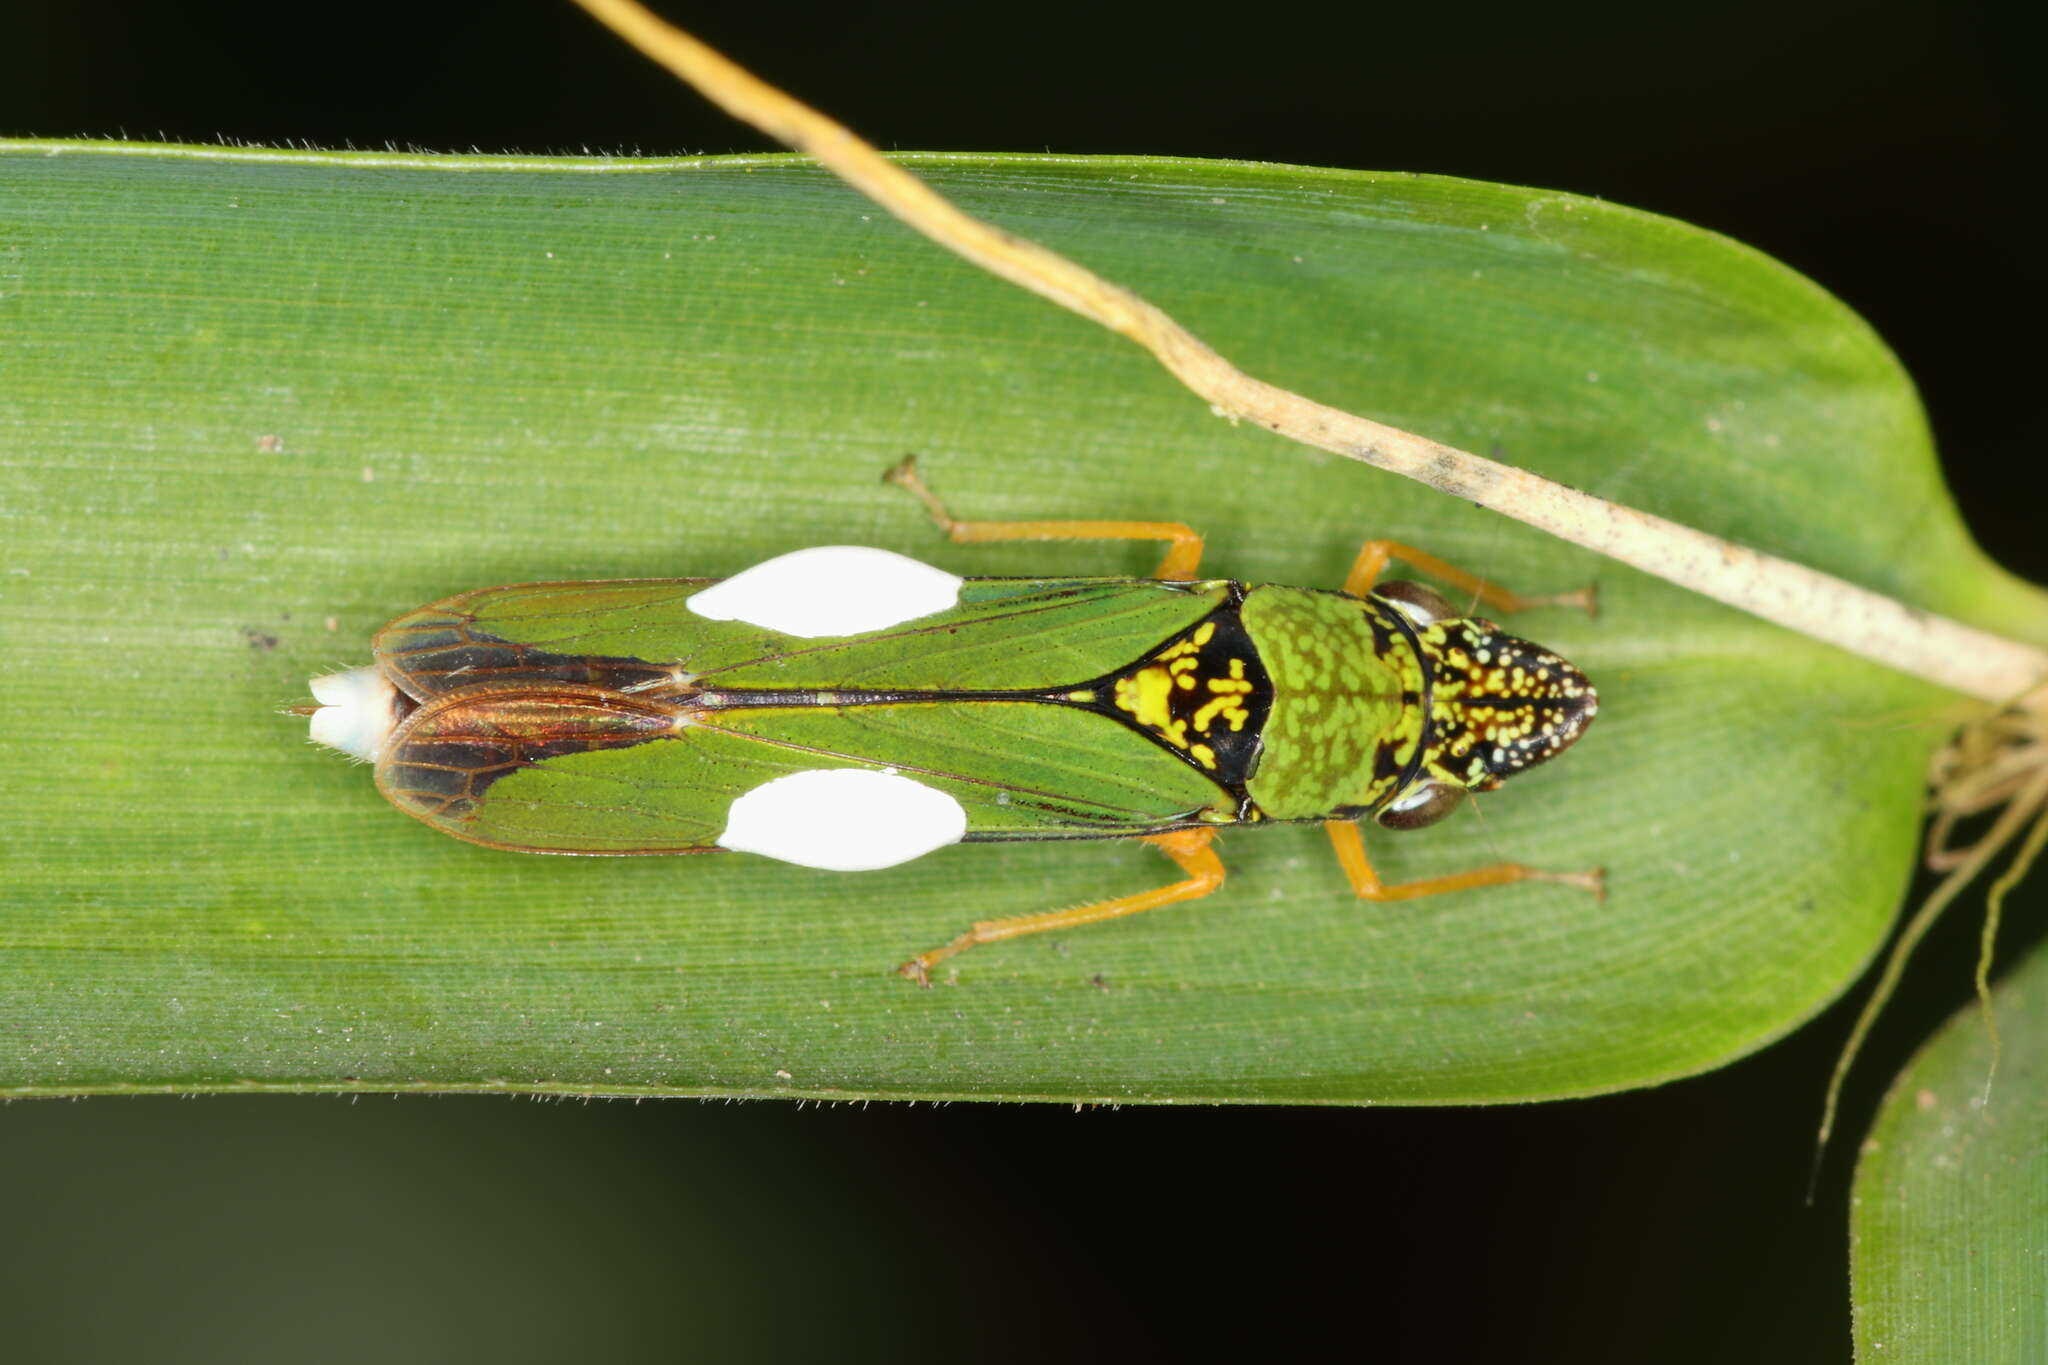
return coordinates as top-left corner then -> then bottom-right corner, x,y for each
302,459 -> 1601,982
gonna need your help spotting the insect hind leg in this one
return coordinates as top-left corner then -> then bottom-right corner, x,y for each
886,455 -> 1206,579
898,828 -> 1224,985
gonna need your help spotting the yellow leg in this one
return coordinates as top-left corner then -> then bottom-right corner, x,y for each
886,455 -> 1206,579
1322,820 -> 1604,901
1342,539 -> 1598,618
898,828 -> 1226,985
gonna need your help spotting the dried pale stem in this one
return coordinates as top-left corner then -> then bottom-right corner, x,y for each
572,0 -> 2047,705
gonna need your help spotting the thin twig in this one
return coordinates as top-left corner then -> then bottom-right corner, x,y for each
569,0 -> 2048,705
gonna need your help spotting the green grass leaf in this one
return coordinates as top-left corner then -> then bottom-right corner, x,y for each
1851,936 -> 2048,1360
3,143 -> 2040,1102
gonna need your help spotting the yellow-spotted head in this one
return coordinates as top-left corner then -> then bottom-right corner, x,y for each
1373,582 -> 1597,830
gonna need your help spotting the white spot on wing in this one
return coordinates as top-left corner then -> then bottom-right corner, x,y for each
686,545 -> 962,637
307,664 -> 399,763
718,768 -> 967,871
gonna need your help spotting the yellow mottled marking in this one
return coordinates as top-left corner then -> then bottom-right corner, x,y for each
1192,658 -> 1256,734
1116,667 -> 1176,728
1108,620 -> 1273,769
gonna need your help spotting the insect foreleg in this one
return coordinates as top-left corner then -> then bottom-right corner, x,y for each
1341,539 -> 1597,618
1321,820 -> 1604,902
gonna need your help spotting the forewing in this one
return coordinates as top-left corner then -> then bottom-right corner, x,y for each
372,577 -> 1230,700
374,685 -> 706,852
704,578 -> 1231,691
372,580 -> 713,700
700,700 -> 1232,838
375,688 -> 1231,854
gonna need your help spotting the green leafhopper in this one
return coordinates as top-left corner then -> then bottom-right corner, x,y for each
302,460 -> 1601,982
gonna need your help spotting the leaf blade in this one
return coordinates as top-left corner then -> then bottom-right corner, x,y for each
0,143 -> 2024,1101
1851,938 -> 2048,1361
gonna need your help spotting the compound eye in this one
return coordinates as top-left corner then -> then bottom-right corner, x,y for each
1375,780 -> 1466,830
1374,579 -> 1458,625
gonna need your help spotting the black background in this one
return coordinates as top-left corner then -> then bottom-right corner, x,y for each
5,2 -> 2043,1359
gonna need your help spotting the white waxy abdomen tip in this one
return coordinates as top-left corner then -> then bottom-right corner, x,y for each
306,664 -> 401,763
718,768 -> 968,871
686,545 -> 963,638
